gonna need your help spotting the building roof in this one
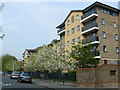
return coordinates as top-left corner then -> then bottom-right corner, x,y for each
23,49 -> 37,55
83,1 -> 119,13
56,2 -> 119,28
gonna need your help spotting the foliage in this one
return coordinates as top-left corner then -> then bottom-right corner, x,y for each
24,41 -> 73,72
70,43 -> 99,68
4,59 -> 20,71
1,54 -> 20,71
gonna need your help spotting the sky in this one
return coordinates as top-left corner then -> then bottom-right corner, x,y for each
1,1 -> 119,60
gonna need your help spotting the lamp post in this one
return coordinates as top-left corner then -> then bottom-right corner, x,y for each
0,4 -> 4,40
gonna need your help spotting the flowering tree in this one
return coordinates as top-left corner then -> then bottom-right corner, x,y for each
24,40 -> 73,72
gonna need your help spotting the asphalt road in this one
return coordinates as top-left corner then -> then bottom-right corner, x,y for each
1,75 -> 119,90
2,75 -> 51,90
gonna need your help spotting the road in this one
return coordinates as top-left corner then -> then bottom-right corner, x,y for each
1,75 -> 119,90
2,75 -> 52,90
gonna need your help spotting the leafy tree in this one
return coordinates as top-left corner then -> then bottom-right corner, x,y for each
70,43 -> 99,68
1,54 -> 20,71
4,59 -> 20,71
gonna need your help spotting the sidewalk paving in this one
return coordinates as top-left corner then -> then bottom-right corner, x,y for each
32,79 -> 119,90
32,79 -> 77,89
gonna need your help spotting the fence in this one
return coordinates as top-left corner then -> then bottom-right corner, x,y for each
27,70 -> 76,82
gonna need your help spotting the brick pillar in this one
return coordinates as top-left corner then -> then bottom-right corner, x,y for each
76,68 -> 98,87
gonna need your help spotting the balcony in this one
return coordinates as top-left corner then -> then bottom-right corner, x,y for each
82,36 -> 99,45
57,26 -> 65,35
81,10 -> 98,23
81,21 -> 99,35
93,50 -> 100,59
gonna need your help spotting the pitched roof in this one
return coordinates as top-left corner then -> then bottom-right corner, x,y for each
23,49 -> 37,55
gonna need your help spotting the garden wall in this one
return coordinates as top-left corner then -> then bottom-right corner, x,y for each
76,64 -> 119,87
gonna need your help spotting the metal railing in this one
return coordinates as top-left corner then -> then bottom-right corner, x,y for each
82,36 -> 99,44
57,26 -> 65,33
93,50 -> 100,56
82,21 -> 98,32
81,9 -> 97,20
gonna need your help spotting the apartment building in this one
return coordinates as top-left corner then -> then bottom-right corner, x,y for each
56,2 -> 120,64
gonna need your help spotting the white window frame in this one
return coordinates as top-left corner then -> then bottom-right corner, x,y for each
101,18 -> 105,25
67,20 -> 70,25
72,39 -> 75,44
114,34 -> 119,41
72,28 -> 75,34
76,14 -> 79,20
116,47 -> 119,54
77,37 -> 80,42
66,31 -> 69,36
102,31 -> 106,38
113,22 -> 117,28
77,25 -> 80,31
103,45 -> 107,52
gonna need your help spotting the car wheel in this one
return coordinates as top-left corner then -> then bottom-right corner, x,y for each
19,79 -> 22,83
10,77 -> 12,79
29,80 -> 32,83
17,79 -> 19,82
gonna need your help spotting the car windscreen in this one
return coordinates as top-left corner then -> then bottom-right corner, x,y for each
22,74 -> 30,76
13,72 -> 19,74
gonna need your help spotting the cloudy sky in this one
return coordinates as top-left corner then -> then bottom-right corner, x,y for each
1,1 -> 119,60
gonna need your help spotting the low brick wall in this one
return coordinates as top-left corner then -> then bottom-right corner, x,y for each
76,64 -> 119,87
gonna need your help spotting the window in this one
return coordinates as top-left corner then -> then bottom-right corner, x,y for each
67,41 -> 69,46
76,14 -> 79,20
67,20 -> 70,25
103,45 -> 107,52
102,31 -> 106,38
100,9 -> 104,12
104,60 -> 107,64
71,28 -> 75,34
77,37 -> 80,43
100,8 -> 117,16
113,22 -> 117,28
66,31 -> 69,36
101,18 -> 105,25
116,47 -> 119,54
114,34 -> 119,41
110,70 -> 116,76
77,25 -> 80,31
103,9 -> 107,13
71,16 -> 74,23
60,35 -> 64,40
112,12 -> 116,16
106,10 -> 110,14
72,39 -> 75,44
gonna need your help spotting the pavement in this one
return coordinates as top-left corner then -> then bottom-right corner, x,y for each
32,79 -> 77,89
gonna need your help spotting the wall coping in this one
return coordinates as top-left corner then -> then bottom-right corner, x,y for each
76,64 -> 118,70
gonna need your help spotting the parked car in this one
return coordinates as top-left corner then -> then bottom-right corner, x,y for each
10,72 -> 21,79
17,73 -> 32,83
